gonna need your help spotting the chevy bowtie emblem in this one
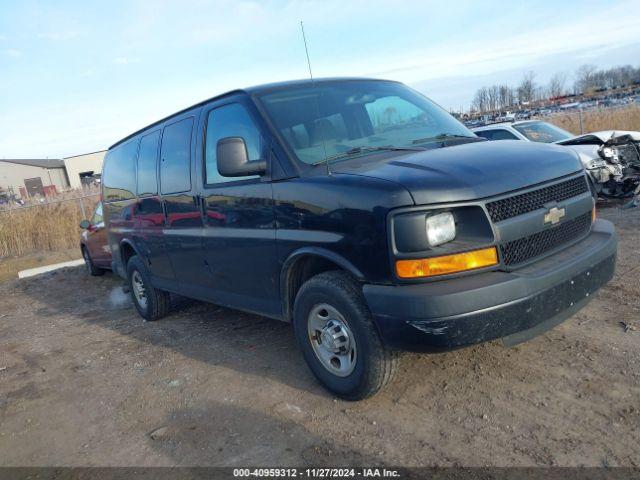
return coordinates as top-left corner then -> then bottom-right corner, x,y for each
544,207 -> 566,225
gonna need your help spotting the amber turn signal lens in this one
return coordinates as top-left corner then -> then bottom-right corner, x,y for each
396,247 -> 498,279
592,206 -> 597,223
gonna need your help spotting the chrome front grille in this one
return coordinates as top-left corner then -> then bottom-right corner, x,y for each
486,176 -> 588,223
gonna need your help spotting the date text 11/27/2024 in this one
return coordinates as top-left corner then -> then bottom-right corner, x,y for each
232,468 -> 401,478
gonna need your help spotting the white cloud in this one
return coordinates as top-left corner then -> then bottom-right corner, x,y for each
37,31 -> 81,41
4,49 -> 22,57
113,56 -> 138,65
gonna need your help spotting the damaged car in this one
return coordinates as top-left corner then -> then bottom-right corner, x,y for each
472,120 -> 640,202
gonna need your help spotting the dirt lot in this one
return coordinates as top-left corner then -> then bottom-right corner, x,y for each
0,248 -> 80,283
0,205 -> 638,467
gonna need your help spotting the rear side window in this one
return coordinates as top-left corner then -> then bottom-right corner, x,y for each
137,130 -> 160,196
205,103 -> 262,185
103,140 -> 138,202
160,117 -> 194,194
490,129 -> 519,140
474,130 -> 495,140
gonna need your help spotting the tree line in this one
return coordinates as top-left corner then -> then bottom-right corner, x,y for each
470,64 -> 640,114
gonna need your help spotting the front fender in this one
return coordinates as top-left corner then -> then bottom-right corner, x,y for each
280,247 -> 366,321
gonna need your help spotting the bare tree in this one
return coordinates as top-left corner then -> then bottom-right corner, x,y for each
548,72 -> 567,98
498,85 -> 514,109
469,63 -> 640,112
517,71 -> 536,104
487,85 -> 499,111
574,64 -> 597,93
472,87 -> 489,113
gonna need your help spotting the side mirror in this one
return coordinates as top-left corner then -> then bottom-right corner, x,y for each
217,137 -> 266,177
79,219 -> 91,229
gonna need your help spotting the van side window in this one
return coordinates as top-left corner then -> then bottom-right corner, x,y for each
205,103 -> 262,185
160,117 -> 194,194
137,130 -> 160,196
102,139 -> 138,202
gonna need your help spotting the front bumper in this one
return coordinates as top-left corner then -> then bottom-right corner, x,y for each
363,219 -> 617,352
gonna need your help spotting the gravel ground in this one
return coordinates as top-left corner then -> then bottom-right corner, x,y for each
0,205 -> 638,467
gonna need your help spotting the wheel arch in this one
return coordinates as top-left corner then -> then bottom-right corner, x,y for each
280,247 -> 365,322
119,239 -> 141,271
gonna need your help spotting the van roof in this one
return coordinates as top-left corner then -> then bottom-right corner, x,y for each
108,77 -> 394,150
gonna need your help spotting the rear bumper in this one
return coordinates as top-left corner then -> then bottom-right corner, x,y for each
363,219 -> 617,352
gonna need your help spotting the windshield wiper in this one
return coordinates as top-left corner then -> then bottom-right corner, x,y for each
411,133 -> 482,145
313,145 -> 425,165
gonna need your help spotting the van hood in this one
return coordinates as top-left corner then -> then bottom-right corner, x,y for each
332,140 -> 583,205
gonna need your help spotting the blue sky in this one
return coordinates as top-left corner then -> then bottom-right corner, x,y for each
1,0 -> 638,158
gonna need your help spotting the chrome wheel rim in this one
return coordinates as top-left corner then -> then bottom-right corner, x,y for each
131,270 -> 148,309
307,303 -> 357,377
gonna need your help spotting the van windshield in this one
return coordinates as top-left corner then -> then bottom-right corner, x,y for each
257,80 -> 475,165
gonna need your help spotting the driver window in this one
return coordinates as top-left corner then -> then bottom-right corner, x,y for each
205,103 -> 262,185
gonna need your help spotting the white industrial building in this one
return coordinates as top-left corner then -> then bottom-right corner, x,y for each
63,150 -> 106,189
0,158 -> 70,199
0,149 -> 107,200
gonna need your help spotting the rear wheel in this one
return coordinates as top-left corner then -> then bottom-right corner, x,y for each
126,255 -> 170,321
82,246 -> 105,276
293,271 -> 399,400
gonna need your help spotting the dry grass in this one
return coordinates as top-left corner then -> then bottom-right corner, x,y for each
546,105 -> 640,135
0,195 -> 99,258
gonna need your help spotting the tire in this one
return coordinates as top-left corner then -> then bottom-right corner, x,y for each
126,255 -> 170,321
293,271 -> 399,400
82,246 -> 105,276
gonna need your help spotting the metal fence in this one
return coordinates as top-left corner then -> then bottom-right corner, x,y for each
0,192 -> 100,218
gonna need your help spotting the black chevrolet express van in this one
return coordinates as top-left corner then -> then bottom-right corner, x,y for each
102,78 -> 617,399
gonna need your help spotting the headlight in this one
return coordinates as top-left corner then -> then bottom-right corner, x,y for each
426,212 -> 456,246
600,146 -> 619,163
601,147 -> 614,158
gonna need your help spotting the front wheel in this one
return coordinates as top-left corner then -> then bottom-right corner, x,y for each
82,246 -> 105,276
126,255 -> 170,321
293,271 -> 399,400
